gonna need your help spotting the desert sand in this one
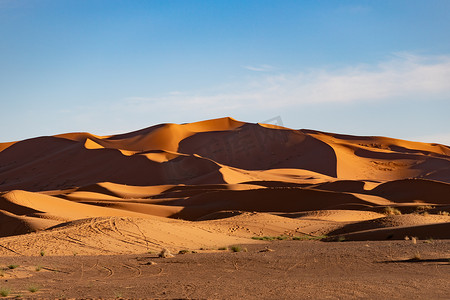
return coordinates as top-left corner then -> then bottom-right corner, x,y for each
0,117 -> 449,298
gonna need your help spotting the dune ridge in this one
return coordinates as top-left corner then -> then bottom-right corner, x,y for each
0,117 -> 449,255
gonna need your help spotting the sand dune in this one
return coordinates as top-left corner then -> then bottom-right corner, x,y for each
0,117 -> 449,255
0,216 -> 254,256
333,222 -> 450,241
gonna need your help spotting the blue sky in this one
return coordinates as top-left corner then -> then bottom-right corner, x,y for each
1,0 -> 450,145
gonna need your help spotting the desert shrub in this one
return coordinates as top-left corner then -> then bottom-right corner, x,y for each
7,265 -> 18,269
0,287 -> 10,297
383,207 -> 401,215
178,249 -> 189,254
28,285 -> 39,293
337,236 -> 346,242
411,252 -> 421,261
230,245 -> 242,252
252,236 -> 271,240
415,205 -> 434,215
416,205 -> 433,210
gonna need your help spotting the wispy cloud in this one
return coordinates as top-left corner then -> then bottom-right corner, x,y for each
121,53 -> 450,114
243,64 -> 274,72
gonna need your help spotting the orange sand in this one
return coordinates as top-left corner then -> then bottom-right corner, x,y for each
0,117 -> 448,255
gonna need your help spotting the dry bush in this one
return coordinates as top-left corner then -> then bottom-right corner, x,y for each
230,245 -> 242,252
383,207 -> 401,215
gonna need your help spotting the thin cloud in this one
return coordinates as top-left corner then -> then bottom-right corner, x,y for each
243,64 -> 274,72
168,91 -> 183,96
118,53 -> 450,116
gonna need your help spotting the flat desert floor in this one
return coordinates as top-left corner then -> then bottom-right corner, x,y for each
0,240 -> 449,299
0,117 -> 449,298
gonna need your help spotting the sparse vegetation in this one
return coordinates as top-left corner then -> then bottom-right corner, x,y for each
28,285 -> 39,293
411,252 -> 421,261
252,235 -> 327,241
218,247 -> 227,250
230,245 -> 242,252
415,205 -> 433,212
383,207 -> 401,215
40,250 -> 45,256
337,236 -> 346,242
413,205 -> 433,216
0,287 -> 10,297
178,249 -> 189,254
252,236 -> 276,241
252,236 -> 275,240
35,265 -> 42,271
293,235 -> 328,241
7,265 -> 18,270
